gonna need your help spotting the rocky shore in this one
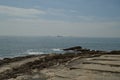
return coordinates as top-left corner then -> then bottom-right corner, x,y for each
0,46 -> 120,80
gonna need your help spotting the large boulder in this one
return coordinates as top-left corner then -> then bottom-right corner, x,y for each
63,46 -> 82,51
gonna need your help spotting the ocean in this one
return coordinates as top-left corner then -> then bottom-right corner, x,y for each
0,36 -> 120,58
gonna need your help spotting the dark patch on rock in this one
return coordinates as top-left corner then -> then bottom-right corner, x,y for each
63,46 -> 82,51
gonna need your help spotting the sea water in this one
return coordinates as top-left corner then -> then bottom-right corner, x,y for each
0,36 -> 120,58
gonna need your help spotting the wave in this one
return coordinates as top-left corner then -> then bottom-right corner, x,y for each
26,49 -> 45,55
28,51 -> 45,55
26,48 -> 63,55
52,48 -> 63,52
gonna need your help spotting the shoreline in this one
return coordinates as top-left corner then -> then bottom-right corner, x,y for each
0,48 -> 120,80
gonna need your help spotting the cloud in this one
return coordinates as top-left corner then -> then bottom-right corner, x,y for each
0,5 -> 46,17
0,5 -> 73,18
70,10 -> 77,13
46,8 -> 78,17
78,16 -> 96,21
0,5 -> 78,19
0,5 -> 107,22
46,8 -> 67,16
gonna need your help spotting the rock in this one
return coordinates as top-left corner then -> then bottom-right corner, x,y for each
63,46 -> 91,53
0,46 -> 120,80
63,46 -> 82,51
109,50 -> 120,54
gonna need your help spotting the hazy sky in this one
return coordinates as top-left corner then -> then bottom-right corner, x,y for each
0,0 -> 120,37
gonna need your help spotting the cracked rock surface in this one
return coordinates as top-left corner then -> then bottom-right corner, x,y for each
0,51 -> 120,80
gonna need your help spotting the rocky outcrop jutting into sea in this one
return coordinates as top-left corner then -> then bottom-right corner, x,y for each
0,46 -> 120,80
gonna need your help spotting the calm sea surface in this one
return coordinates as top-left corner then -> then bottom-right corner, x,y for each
0,36 -> 120,58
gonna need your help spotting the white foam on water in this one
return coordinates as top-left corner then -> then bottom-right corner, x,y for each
26,48 -> 63,55
26,49 -> 45,55
28,51 -> 45,55
52,48 -> 62,52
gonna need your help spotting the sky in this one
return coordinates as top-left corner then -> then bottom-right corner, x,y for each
0,0 -> 120,37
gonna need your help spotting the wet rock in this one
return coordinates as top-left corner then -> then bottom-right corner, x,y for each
63,46 -> 91,53
63,46 -> 82,51
109,51 -> 120,54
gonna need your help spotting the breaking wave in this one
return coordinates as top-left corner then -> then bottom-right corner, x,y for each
28,51 -> 45,55
26,49 -> 45,55
26,48 -> 63,55
52,48 -> 63,52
